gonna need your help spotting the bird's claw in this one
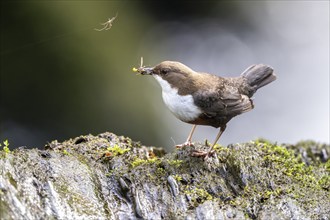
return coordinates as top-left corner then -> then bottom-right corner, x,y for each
176,141 -> 194,149
191,150 -> 216,160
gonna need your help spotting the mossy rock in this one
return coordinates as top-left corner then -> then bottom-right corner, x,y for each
0,132 -> 329,219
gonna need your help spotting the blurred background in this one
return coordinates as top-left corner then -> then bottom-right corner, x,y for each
1,1 -> 329,150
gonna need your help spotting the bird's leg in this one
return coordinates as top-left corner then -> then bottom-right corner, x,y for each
191,125 -> 226,159
176,125 -> 197,148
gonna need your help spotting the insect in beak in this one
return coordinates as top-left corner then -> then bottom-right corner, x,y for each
132,57 -> 153,75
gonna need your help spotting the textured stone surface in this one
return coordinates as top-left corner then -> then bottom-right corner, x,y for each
0,133 -> 329,219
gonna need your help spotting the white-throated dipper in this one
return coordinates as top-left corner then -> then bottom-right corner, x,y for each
134,61 -> 276,159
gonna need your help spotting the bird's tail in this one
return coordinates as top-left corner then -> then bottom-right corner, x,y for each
241,64 -> 276,91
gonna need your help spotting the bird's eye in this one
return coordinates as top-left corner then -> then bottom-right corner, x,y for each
161,69 -> 169,75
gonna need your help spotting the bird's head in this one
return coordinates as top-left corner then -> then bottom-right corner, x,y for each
134,61 -> 196,87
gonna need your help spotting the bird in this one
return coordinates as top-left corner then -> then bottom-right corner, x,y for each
134,61 -> 276,159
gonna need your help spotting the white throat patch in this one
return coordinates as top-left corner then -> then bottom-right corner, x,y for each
153,75 -> 202,122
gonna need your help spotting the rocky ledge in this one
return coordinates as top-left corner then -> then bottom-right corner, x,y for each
0,132 -> 329,219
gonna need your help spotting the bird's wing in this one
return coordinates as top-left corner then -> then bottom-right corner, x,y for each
193,85 -> 254,118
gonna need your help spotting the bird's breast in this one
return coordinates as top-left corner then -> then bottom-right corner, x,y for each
162,90 -> 202,122
153,75 -> 202,122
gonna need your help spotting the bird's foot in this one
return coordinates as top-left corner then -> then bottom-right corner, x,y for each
176,141 -> 194,149
191,149 -> 216,160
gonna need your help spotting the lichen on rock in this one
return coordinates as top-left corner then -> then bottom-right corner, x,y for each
0,132 -> 329,219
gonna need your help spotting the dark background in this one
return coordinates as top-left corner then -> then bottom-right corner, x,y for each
1,1 -> 329,150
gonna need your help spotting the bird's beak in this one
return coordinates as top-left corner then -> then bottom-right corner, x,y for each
139,67 -> 154,75
132,66 -> 154,75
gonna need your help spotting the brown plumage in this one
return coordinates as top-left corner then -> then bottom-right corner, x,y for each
137,61 -> 276,159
